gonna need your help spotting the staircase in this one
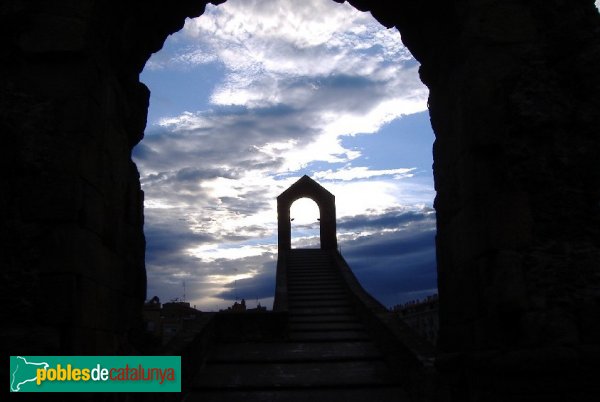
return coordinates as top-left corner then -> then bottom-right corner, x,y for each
184,249 -> 410,402
287,249 -> 371,342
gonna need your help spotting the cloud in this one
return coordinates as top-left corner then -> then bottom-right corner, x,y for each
339,208 -> 437,307
216,266 -> 277,301
143,200 -> 437,310
145,232 -> 279,310
136,0 -> 429,179
181,0 -> 425,117
338,206 -> 435,231
182,0 -> 411,62
142,0 -> 427,162
144,212 -> 216,264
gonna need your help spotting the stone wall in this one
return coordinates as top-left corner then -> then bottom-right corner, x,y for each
425,0 -> 600,354
418,1 -> 600,399
2,0 -> 599,399
1,0 -> 153,354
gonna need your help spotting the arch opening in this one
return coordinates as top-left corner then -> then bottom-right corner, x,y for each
136,0 -> 437,311
290,197 -> 321,249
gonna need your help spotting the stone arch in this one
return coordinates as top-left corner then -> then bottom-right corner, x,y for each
4,3 -> 600,398
277,176 -> 337,252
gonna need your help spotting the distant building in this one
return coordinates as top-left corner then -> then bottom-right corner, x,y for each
220,299 -> 268,312
392,294 -> 439,346
249,303 -> 267,312
143,297 -> 203,344
143,296 -> 162,339
230,299 -> 247,312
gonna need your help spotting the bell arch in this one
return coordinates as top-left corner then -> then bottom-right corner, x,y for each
277,176 -> 337,252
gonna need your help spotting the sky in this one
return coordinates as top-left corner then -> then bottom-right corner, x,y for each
133,0 -> 439,311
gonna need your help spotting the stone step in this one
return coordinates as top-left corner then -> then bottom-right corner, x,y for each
288,287 -> 346,294
289,322 -> 364,331
287,287 -> 343,292
288,330 -> 370,342
287,273 -> 337,278
288,260 -> 330,263
191,360 -> 396,389
288,277 -> 340,283
288,289 -> 346,296
288,293 -> 347,301
288,261 -> 330,265
288,263 -> 331,266
287,271 -> 338,277
289,307 -> 355,315
288,261 -> 329,264
289,299 -> 351,308
185,386 -> 410,402
288,287 -> 343,292
289,256 -> 329,260
207,341 -> 381,363
288,270 -> 333,274
288,283 -> 344,289
288,288 -> 345,294
288,273 -> 338,278
289,314 -> 358,323
288,280 -> 342,287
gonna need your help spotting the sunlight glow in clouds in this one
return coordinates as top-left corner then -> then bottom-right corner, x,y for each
136,0 -> 437,310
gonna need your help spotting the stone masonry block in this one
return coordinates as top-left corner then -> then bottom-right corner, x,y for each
20,176 -> 82,222
46,224 -> 126,290
19,14 -> 88,53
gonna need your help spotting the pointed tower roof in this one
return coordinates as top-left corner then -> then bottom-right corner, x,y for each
277,175 -> 333,202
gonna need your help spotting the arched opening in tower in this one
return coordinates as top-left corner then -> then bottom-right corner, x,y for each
134,0 -> 438,311
290,197 -> 321,249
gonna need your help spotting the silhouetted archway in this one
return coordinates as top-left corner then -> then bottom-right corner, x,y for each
277,176 -> 337,252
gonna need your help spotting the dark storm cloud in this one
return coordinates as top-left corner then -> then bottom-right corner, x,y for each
145,238 -> 277,307
144,205 -> 437,309
140,166 -> 241,192
222,225 -> 270,241
217,193 -> 271,217
133,103 -> 314,179
338,207 -> 435,232
134,57 -> 424,198
236,157 -> 285,171
344,229 -> 434,258
296,74 -> 389,114
174,166 -> 240,182
144,215 -> 216,267
216,269 -> 277,301
133,142 -> 158,160
338,210 -> 437,307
